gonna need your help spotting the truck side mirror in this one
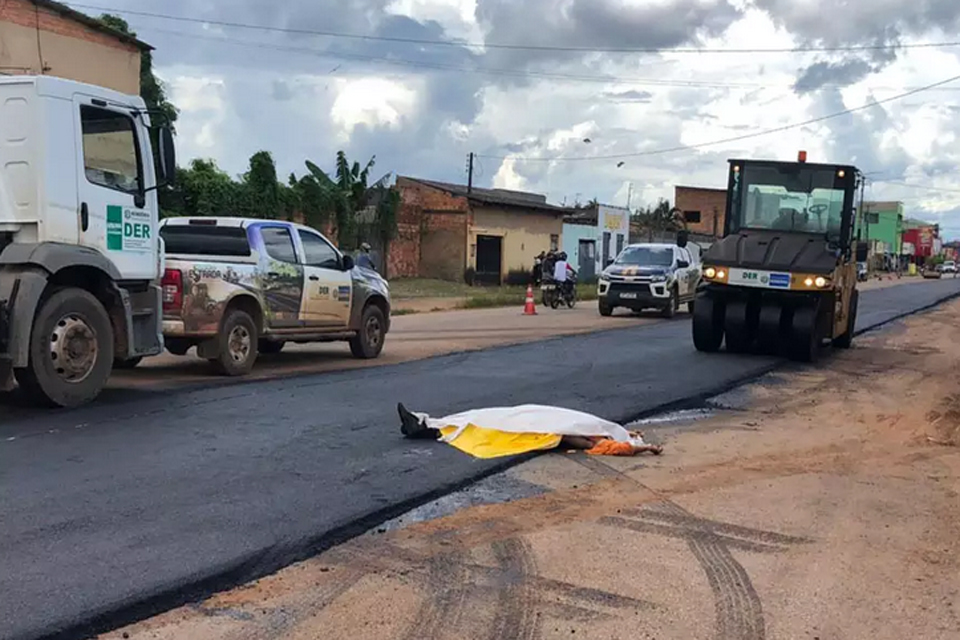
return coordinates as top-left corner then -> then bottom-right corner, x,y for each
341,254 -> 355,271
158,127 -> 176,185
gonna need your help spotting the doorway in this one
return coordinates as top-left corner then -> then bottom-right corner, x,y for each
578,239 -> 596,280
476,235 -> 503,285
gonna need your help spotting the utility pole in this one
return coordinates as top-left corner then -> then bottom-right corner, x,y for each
467,152 -> 474,194
626,183 -> 633,209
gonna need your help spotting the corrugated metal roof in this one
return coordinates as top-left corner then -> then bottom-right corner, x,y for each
400,177 -> 574,214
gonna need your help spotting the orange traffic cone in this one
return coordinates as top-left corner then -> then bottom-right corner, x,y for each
523,284 -> 538,315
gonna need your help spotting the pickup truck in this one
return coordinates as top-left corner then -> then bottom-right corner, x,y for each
156,217 -> 391,375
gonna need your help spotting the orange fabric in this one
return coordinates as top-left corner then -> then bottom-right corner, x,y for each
585,439 -> 637,456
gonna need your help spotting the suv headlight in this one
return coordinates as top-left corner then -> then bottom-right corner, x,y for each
651,274 -> 667,282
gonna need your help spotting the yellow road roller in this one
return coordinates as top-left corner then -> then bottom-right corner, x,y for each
693,152 -> 868,362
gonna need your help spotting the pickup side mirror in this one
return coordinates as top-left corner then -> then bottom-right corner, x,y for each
341,254 -> 355,271
158,127 -> 176,185
676,260 -> 690,269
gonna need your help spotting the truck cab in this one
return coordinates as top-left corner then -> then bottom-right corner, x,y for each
0,76 -> 175,406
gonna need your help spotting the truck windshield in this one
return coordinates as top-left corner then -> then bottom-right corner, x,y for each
735,165 -> 846,235
616,246 -> 673,266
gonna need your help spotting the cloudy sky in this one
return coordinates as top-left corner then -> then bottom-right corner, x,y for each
71,0 -> 960,236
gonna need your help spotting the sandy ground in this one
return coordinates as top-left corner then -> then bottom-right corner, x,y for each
103,292 -> 960,640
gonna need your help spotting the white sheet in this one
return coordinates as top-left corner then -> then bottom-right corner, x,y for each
415,404 -> 643,445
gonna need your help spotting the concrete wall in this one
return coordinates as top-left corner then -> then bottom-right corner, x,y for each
470,205 -> 563,278
675,186 -> 726,237
0,0 -> 141,94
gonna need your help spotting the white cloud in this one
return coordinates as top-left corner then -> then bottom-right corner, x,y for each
330,77 -> 419,140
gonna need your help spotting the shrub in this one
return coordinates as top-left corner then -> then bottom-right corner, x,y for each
463,267 -> 476,286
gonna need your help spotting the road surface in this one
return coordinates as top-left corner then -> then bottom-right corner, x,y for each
2,279 -> 959,640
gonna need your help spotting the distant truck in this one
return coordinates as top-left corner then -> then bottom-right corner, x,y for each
0,76 -> 176,407
157,217 -> 391,375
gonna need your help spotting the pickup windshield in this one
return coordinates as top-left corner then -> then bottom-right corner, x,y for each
160,225 -> 251,257
616,246 -> 673,267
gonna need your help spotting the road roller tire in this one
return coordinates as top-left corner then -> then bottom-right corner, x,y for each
724,300 -> 757,354
757,302 -> 788,355
789,305 -> 821,363
832,290 -> 859,349
692,294 -> 724,352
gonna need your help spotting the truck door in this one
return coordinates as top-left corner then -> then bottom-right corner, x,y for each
676,247 -> 694,297
296,229 -> 352,327
73,96 -> 156,280
255,225 -> 304,328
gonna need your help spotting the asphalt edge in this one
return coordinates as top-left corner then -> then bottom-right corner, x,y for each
23,285 -> 960,640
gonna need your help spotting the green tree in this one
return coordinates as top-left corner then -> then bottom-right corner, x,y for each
161,159 -> 239,218
304,151 -> 378,247
632,198 -> 681,242
98,15 -> 178,131
241,151 -> 281,218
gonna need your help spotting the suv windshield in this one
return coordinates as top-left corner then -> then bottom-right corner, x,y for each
735,165 -> 846,235
616,246 -> 673,267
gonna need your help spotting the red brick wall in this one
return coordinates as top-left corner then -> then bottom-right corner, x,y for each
1,0 -> 140,53
389,178 -> 470,280
675,186 -> 727,237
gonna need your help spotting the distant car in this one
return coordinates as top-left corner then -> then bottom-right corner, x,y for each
857,262 -> 868,282
941,260 -> 957,274
597,243 -> 701,318
922,263 -> 942,279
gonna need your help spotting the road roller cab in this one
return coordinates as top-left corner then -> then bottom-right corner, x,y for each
693,153 -> 864,362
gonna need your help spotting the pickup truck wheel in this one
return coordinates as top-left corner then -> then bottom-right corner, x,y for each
598,301 -> 614,317
661,287 -> 678,319
211,309 -> 258,376
350,305 -> 386,359
15,287 -> 114,408
258,340 -> 285,355
113,356 -> 142,370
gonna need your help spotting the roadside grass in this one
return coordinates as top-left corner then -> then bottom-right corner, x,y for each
389,278 -> 598,313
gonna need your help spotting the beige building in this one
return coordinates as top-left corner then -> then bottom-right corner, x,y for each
391,178 -> 573,284
0,0 -> 149,94
675,185 -> 727,238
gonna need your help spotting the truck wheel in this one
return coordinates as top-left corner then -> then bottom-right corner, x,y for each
661,287 -> 679,318
350,304 -> 386,359
692,294 -> 724,352
832,290 -> 859,349
113,356 -> 142,370
211,309 -> 258,376
599,301 -> 614,317
258,340 -> 285,355
14,287 -> 114,408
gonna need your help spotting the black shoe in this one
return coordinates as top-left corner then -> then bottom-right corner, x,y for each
398,403 -> 432,439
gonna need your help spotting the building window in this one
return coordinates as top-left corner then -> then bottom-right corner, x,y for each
80,105 -> 142,194
550,234 -> 559,251
683,210 -> 701,224
865,212 -> 880,224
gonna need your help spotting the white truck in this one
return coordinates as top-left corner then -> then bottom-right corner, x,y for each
0,75 -> 176,407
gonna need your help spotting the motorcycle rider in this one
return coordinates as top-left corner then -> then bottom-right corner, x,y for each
553,252 -> 576,299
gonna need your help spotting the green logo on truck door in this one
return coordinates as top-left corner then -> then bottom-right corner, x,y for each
107,205 -> 152,252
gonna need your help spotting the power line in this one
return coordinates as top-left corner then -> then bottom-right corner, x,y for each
68,3 -> 960,55
147,26 -> 960,94
873,179 -> 960,195
475,72 -> 960,163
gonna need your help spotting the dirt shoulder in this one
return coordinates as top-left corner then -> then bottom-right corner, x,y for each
105,297 -> 960,640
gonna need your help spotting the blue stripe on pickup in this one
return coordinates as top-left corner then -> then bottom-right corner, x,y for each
769,273 -> 791,288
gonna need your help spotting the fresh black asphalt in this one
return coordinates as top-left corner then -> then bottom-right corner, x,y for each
2,278 -> 959,640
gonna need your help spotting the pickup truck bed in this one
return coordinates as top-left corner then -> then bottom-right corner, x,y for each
158,217 -> 391,375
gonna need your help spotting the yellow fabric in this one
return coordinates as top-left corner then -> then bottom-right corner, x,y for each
439,424 -> 563,459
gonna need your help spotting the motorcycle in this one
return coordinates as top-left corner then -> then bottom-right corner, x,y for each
542,275 -> 577,309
